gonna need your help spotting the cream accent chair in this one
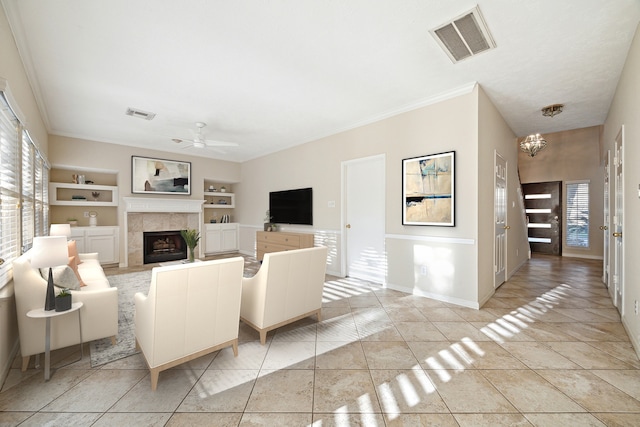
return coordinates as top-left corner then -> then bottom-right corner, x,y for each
241,246 -> 328,344
134,257 -> 244,390
13,250 -> 118,371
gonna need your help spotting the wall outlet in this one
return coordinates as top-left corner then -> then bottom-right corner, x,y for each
635,300 -> 638,315
83,211 -> 89,218
420,265 -> 428,276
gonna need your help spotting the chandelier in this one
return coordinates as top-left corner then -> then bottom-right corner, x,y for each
520,133 -> 547,157
541,104 -> 563,117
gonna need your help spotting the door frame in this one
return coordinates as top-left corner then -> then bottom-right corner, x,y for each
494,150 -> 507,289
602,150 -> 611,286
341,154 -> 386,281
612,126 -> 624,313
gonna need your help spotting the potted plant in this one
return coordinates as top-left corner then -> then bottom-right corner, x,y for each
264,210 -> 273,231
180,229 -> 201,262
55,288 -> 72,312
67,217 -> 78,226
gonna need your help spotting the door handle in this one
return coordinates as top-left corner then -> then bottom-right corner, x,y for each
613,232 -> 622,238
600,226 -> 608,230
503,225 -> 510,229
346,224 -> 351,229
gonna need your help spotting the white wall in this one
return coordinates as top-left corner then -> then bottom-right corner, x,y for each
603,23 -> 640,355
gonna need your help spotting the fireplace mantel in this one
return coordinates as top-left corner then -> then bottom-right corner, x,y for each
123,197 -> 204,213
122,197 -> 205,267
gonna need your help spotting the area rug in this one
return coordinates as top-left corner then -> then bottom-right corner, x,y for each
89,270 -> 151,367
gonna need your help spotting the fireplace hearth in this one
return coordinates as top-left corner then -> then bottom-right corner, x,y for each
143,230 -> 187,264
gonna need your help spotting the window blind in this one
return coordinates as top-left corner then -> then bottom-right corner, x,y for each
0,82 -> 49,289
0,92 -> 20,287
566,182 -> 589,248
22,132 -> 35,252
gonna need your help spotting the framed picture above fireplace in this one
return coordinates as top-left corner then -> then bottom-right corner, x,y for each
132,156 -> 191,195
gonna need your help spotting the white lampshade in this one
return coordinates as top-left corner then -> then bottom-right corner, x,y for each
30,236 -> 69,269
50,223 -> 71,238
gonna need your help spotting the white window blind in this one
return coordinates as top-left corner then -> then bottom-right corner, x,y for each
22,132 -> 35,252
566,181 -> 589,248
0,92 -> 20,287
0,81 -> 49,289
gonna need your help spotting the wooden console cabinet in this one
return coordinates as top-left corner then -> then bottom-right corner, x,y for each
256,231 -> 314,261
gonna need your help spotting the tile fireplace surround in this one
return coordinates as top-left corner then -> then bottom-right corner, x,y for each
123,197 -> 204,267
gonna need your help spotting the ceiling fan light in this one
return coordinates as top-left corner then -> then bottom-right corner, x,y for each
193,141 -> 205,149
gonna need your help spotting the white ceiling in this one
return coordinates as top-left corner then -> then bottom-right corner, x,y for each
3,0 -> 639,162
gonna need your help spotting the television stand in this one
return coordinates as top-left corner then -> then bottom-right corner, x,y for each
256,231 -> 314,261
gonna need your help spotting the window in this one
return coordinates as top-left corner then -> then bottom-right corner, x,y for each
0,80 -> 49,289
566,181 -> 589,248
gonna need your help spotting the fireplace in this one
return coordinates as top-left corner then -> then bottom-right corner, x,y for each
143,230 -> 187,264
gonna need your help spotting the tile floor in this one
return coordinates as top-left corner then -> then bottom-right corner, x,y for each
1,254 -> 640,426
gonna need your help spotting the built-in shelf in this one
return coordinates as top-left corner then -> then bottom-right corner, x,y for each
203,191 -> 235,208
49,182 -> 119,206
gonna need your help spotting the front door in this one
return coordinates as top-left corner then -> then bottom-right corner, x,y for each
343,155 -> 386,283
522,181 -> 562,255
494,151 -> 507,288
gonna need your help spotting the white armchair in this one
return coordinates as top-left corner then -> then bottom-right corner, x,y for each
134,257 -> 244,390
241,246 -> 328,344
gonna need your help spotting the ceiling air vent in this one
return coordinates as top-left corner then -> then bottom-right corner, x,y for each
125,107 -> 156,120
431,6 -> 496,63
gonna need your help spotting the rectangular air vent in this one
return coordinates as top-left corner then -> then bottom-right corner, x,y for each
431,6 -> 496,63
125,107 -> 156,120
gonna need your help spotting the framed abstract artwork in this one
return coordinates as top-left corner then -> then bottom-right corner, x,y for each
131,156 -> 191,195
402,151 -> 455,226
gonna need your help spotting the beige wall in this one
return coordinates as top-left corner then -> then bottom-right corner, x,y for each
518,126 -> 605,259
238,85 -> 527,308
47,135 -> 241,263
0,4 -> 50,385
478,86 -> 529,305
603,23 -> 640,355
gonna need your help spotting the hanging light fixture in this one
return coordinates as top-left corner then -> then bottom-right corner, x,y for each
541,104 -> 563,117
520,133 -> 548,157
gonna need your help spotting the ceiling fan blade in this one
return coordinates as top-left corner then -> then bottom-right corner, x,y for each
204,140 -> 239,147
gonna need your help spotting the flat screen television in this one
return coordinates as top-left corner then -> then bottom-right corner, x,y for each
269,187 -> 313,225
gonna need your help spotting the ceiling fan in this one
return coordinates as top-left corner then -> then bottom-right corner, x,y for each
172,122 -> 239,149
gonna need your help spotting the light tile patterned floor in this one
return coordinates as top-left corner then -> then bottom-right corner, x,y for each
2,254 -> 640,426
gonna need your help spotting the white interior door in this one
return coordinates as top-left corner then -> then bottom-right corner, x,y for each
602,150 -> 610,286
343,155 -> 386,284
613,127 -> 624,313
494,151 -> 507,288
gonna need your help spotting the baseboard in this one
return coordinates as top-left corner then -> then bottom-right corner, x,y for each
508,257 -> 529,279
1,338 -> 19,389
622,317 -> 640,360
385,282 -> 479,309
562,253 -> 604,260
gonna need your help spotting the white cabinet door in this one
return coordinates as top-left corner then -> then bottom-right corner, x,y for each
204,223 -> 238,254
206,227 -> 222,253
221,225 -> 239,251
68,226 -> 119,264
86,235 -> 116,264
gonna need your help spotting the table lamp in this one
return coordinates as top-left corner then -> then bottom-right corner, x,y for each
30,236 -> 69,311
49,223 -> 71,239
